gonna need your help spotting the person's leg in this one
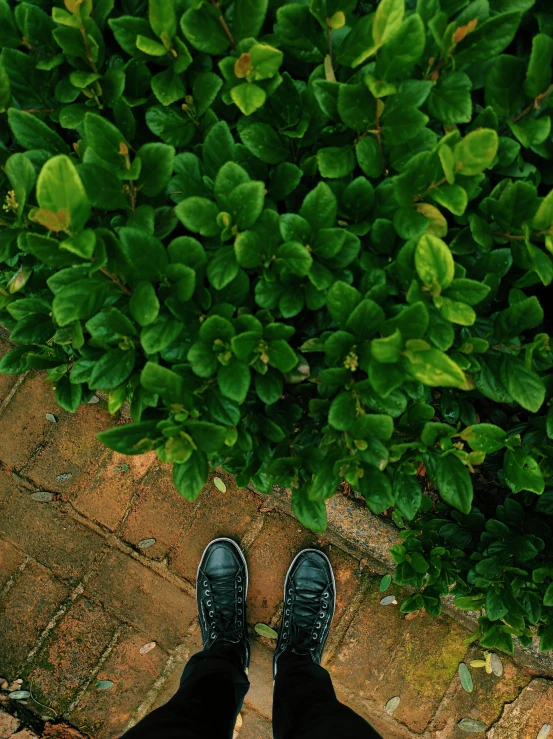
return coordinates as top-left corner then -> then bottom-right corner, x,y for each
272,550 -> 382,739
273,650 -> 381,739
122,641 -> 249,739
121,538 -> 251,739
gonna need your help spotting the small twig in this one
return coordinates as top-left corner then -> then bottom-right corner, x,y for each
512,84 -> 553,125
20,108 -> 55,114
374,98 -> 385,172
415,176 -> 449,202
99,267 -> 132,296
80,24 -> 98,73
210,0 -> 235,49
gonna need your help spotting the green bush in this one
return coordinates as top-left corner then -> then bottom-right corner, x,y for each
1,0 -> 553,650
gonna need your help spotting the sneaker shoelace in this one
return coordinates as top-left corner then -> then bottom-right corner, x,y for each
202,572 -> 245,641
286,582 -> 329,652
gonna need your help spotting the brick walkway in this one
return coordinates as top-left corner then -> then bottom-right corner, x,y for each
0,335 -> 551,739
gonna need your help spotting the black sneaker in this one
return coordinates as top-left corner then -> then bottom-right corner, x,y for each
197,537 -> 250,670
273,549 -> 336,677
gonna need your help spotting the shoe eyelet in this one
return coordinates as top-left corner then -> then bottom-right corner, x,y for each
238,586 -> 243,592
316,622 -> 321,628
287,598 -> 292,604
238,609 -> 242,615
237,576 -> 242,582
238,621 -> 242,626
205,589 -> 210,596
207,600 -> 212,606
285,609 -> 290,615
312,633 -> 317,640
323,602 -> 328,609
203,580 -> 208,587
323,593 -> 329,599
211,632 -> 216,639
211,622 -> 216,628
209,611 -> 214,617
285,621 -> 289,627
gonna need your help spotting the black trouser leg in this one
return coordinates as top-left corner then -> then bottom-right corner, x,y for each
272,651 -> 382,739
121,642 -> 249,739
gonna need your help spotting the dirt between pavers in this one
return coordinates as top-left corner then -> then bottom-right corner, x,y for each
0,703 -> 86,739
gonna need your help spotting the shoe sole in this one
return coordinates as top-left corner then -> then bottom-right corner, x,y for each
196,536 -> 249,600
274,548 -> 337,678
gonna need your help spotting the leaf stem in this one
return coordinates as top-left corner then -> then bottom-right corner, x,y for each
415,176 -> 449,202
374,99 -> 386,173
210,0 -> 236,49
511,84 -> 553,125
99,267 -> 132,296
80,24 -> 98,73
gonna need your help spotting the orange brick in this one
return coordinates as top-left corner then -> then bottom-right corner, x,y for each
0,475 -> 104,585
371,612 -> 468,733
430,650 -> 530,738
24,398 -> 113,495
246,511 -> 362,628
27,597 -> 119,713
120,464 -> 196,560
0,372 -> 56,471
239,708 -> 272,738
0,538 -> 25,590
86,548 -> 197,649
68,628 -> 168,739
72,450 -> 156,532
244,637 -> 274,720
0,559 -> 68,680
169,477 -> 261,584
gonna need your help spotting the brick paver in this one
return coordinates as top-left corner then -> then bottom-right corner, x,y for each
85,549 -> 197,649
0,370 -> 544,738
26,598 -> 119,714
0,560 -> 68,679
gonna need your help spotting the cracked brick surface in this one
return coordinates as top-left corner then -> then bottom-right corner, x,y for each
0,370 -> 542,739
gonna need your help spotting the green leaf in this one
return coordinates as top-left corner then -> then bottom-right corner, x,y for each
373,0 -> 404,46
255,370 -> 283,405
415,234 -> 455,290
455,11 -> 523,67
375,14 -> 425,81
231,83 -> 266,115
52,279 -> 108,327
292,488 -> 327,532
206,246 -> 239,289
55,375 -> 82,413
218,359 -> 251,403
454,129 -> 499,176
500,358 -> 545,413
484,55 -> 526,118
173,451 -> 208,501
486,589 -> 509,622
458,663 -> 473,693
8,108 -> 68,154
77,163 -> 128,211
239,123 -> 288,164
317,146 -> 356,178
84,112 -> 128,171
393,471 -> 422,521
267,339 -> 297,372
357,468 -> 394,514
141,313 -> 183,354
277,241 -> 313,277
180,7 -> 228,54
524,33 -> 553,99
141,362 -> 185,404
299,182 -> 337,231
97,420 -> 160,455
90,348 -> 136,390
175,197 -> 220,237
372,329 -> 403,363
228,181 -> 265,229
234,0 -> 268,40
136,143 -> 175,197
118,228 -> 168,281
345,299 -> 385,339
149,0 -> 177,39
326,281 -> 362,327
129,282 -> 160,327
356,136 -> 383,179
427,73 -> 472,124
36,155 -> 90,234
443,279 -> 490,305
405,349 -> 466,388
254,622 -> 278,639
436,455 -> 473,514
460,424 -> 507,453
494,296 -> 544,340
328,391 -> 357,431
